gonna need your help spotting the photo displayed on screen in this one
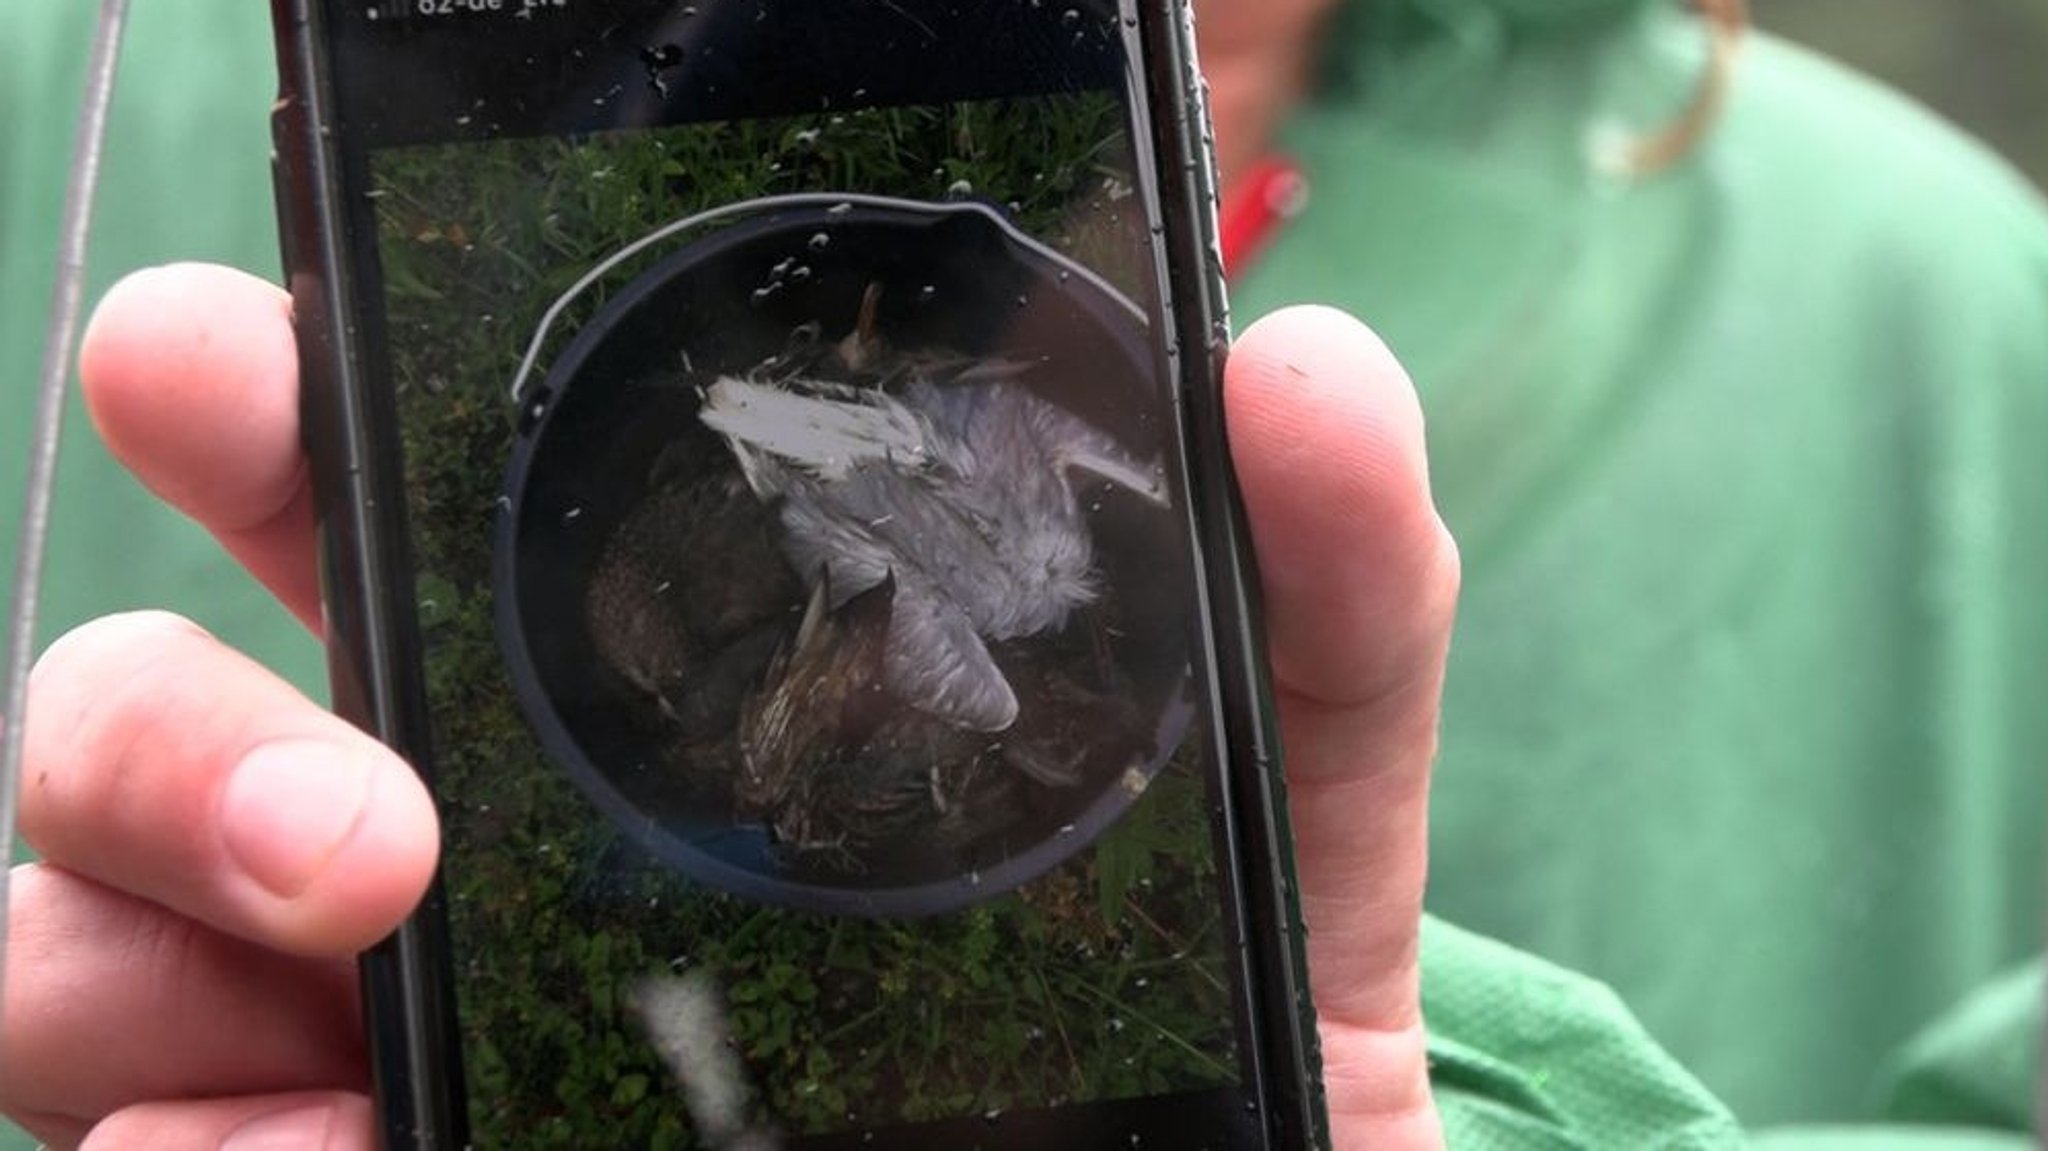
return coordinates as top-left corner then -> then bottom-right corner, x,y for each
369,88 -> 1244,1146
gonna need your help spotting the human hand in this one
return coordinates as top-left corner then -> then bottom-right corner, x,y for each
1226,306 -> 1457,1149
2,265 -> 1456,1149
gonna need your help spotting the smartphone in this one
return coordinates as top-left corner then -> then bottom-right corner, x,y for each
270,1 -> 1324,1147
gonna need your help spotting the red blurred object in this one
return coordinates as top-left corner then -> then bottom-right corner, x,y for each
1219,155 -> 1308,279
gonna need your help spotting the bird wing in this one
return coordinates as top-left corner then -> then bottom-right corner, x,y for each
699,375 -> 935,489
883,583 -> 1019,733
1045,416 -> 1168,507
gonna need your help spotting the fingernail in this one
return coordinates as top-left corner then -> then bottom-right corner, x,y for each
221,1102 -> 338,1150
221,739 -> 374,899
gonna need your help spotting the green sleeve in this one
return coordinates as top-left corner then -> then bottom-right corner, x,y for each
1874,961 -> 2043,1133
1423,917 -> 1747,1148
1426,917 -> 2043,1149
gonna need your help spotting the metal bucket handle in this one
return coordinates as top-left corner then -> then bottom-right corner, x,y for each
505,191 -> 1143,405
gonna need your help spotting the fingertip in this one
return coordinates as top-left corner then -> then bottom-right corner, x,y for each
1223,302 -> 1443,576
33,607 -> 215,676
277,749 -> 441,958
1222,305 -> 1459,703
1235,303 -> 1400,368
1227,304 -> 1429,504
216,737 -> 441,959
79,262 -> 301,533
24,611 -> 438,959
1232,306 -> 1419,429
81,263 -> 293,400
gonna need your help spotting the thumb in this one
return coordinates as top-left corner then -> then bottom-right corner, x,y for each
1225,305 -> 1458,1148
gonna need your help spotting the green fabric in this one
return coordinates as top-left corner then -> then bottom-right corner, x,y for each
0,2 -> 323,683
1418,918 -> 2044,1149
1752,1132 -> 2034,1151
1422,918 -> 1747,1148
1236,0 -> 2048,1142
1881,960 -> 2044,1131
5,1 -> 2045,1149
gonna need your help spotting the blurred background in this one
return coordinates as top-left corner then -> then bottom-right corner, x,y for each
1760,0 -> 2048,190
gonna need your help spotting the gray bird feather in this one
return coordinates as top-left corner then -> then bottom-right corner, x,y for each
702,371 -> 1164,733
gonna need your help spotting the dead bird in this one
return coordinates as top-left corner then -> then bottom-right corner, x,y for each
586,467 -> 798,731
982,635 -> 1152,790
733,572 -> 1155,861
734,573 -> 898,822
731,571 -> 996,857
700,284 -> 1169,735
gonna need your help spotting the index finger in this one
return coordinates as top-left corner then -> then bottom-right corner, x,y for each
78,262 -> 321,632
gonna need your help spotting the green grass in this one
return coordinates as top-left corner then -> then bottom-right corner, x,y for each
373,93 -> 1237,1147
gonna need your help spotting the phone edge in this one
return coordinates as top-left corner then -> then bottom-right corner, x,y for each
1137,2 -> 1331,1148
270,2 -> 471,1147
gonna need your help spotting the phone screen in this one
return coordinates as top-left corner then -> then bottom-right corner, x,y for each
312,1 -> 1281,1146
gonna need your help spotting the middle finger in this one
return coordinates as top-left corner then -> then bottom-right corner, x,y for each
3,863 -> 363,1137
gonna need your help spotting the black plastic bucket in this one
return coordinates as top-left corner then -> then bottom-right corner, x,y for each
493,199 -> 1193,917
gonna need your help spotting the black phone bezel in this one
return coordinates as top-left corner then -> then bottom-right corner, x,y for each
269,0 -> 1325,1146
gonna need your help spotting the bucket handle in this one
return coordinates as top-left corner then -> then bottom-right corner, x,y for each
505,191 -> 1140,405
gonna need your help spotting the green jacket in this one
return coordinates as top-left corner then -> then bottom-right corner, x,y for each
1234,0 -> 2047,1143
4,1 -> 2042,1147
